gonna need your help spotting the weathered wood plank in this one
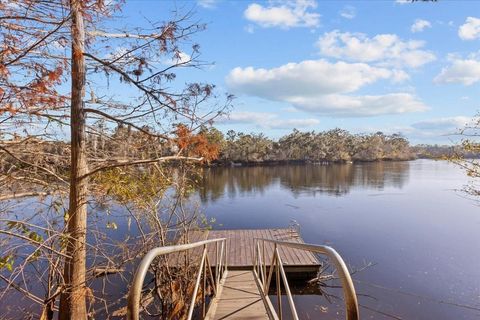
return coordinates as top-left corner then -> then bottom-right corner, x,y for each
206,271 -> 269,320
180,228 -> 320,277
206,228 -> 320,272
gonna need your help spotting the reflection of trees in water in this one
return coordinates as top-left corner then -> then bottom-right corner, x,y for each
198,162 -> 410,203
353,161 -> 410,190
278,164 -> 354,197
197,166 -> 275,202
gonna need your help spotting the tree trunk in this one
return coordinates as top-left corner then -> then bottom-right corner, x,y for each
59,1 -> 88,319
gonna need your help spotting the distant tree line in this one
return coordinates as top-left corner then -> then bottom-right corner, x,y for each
3,126 -> 476,179
200,127 -> 416,164
412,144 -> 479,159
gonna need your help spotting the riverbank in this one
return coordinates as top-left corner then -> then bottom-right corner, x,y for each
209,157 -> 416,167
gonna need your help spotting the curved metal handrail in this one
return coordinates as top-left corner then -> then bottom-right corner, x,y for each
253,238 -> 359,320
127,238 -> 227,320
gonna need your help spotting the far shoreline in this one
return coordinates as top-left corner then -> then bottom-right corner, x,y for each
208,157 -> 428,167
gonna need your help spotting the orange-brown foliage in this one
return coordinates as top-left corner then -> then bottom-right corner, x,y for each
174,125 -> 219,162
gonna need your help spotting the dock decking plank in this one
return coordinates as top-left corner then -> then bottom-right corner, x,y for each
205,228 -> 320,272
181,228 -> 320,276
206,270 -> 269,320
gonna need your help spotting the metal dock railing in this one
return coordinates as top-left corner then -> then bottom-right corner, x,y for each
127,229 -> 359,320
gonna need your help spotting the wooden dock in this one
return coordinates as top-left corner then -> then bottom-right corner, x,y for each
201,228 -> 321,319
187,228 -> 321,275
129,228 -> 359,319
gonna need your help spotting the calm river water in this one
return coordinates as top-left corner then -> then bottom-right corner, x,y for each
1,160 -> 479,319
196,160 -> 480,319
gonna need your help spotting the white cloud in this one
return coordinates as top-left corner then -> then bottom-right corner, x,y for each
391,69 -> 411,82
395,0 -> 411,4
282,106 -> 300,113
105,46 -> 130,61
227,59 -> 428,117
223,111 -> 275,123
411,19 -> 431,33
227,59 -> 395,97
360,116 -> 473,143
340,6 -> 356,19
269,118 -> 320,129
411,116 -> 472,130
219,111 -> 320,129
161,52 -> 191,66
174,52 -> 191,64
244,0 -> 320,29
288,93 -> 428,117
458,17 -> 480,40
197,0 -> 217,9
317,30 -> 436,68
434,57 -> 480,85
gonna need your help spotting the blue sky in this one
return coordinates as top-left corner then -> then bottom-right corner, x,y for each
120,0 -> 480,144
